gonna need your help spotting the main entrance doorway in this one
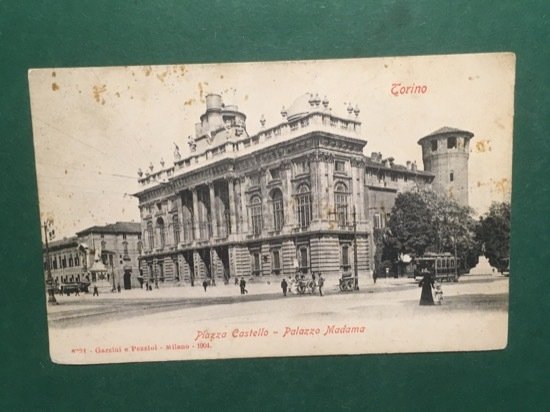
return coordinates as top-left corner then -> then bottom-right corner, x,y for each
123,270 -> 132,289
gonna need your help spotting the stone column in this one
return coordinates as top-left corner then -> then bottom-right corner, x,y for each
209,183 -> 218,239
260,169 -> 271,231
228,179 -> 236,235
192,187 -> 199,241
310,155 -> 321,221
175,194 -> 183,246
283,162 -> 295,228
239,177 -> 249,234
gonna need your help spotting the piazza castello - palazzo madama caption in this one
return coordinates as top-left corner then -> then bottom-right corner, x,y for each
133,92 -> 472,287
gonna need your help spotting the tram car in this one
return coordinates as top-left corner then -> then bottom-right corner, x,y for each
413,252 -> 462,282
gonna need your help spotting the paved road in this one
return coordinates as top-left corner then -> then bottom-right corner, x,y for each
48,275 -> 508,329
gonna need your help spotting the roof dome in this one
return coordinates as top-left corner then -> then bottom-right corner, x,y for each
286,93 -> 314,122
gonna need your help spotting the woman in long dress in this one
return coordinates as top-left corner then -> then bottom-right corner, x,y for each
418,269 -> 435,305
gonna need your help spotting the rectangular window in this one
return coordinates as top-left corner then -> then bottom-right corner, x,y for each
335,160 -> 346,173
299,247 -> 309,273
272,249 -> 281,274
431,140 -> 438,151
252,251 -> 261,276
373,213 -> 384,230
341,244 -> 350,269
270,168 -> 280,180
447,136 -> 457,149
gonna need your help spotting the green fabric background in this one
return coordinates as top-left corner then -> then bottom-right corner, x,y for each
0,1 -> 548,410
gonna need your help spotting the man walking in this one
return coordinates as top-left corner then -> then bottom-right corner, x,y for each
93,285 -> 99,297
318,273 -> 325,297
239,277 -> 248,295
281,278 -> 288,296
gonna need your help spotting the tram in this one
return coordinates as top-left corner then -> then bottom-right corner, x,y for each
413,252 -> 462,282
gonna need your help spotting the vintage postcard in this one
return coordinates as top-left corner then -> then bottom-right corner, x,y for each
29,53 -> 514,364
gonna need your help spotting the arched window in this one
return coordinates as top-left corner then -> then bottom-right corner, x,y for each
147,221 -> 154,249
173,215 -> 180,244
157,217 -> 165,248
334,182 -> 349,227
271,189 -> 284,232
250,195 -> 263,235
296,184 -> 312,228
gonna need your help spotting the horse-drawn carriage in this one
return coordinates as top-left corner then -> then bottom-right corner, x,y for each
339,272 -> 358,292
290,275 -> 317,295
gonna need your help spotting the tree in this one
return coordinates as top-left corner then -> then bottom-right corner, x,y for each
477,201 -> 511,273
386,188 -> 481,272
387,191 -> 435,256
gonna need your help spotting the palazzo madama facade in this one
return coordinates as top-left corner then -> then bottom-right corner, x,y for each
134,93 -> 435,285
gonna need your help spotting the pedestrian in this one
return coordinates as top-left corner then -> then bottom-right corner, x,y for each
239,277 -> 248,295
93,285 -> 99,297
234,276 -> 239,286
117,283 -> 121,293
281,278 -> 288,296
318,273 -> 325,296
418,268 -> 435,306
202,280 -> 208,292
75,286 -> 80,296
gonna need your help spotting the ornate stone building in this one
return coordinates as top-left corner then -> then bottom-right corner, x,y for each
43,221 -> 142,289
133,93 -> 448,285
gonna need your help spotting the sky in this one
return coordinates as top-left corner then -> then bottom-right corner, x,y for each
29,53 -> 515,239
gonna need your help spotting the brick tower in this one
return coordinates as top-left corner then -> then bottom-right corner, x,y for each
418,127 -> 474,206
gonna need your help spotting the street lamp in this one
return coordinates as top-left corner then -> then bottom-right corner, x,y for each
43,221 -> 58,305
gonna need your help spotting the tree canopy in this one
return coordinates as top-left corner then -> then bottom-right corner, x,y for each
384,188 -> 481,271
477,201 -> 511,273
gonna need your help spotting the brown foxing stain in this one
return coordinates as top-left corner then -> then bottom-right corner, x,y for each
51,83 -> 59,91
244,94 -> 249,101
92,84 -> 107,104
115,92 -> 120,98
494,178 -> 510,194
51,71 -> 56,77
64,169 -> 68,175
156,71 -> 168,83
198,82 -> 209,101
143,66 -> 152,77
184,98 -> 195,106
220,74 -> 224,79
474,139 -> 491,153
